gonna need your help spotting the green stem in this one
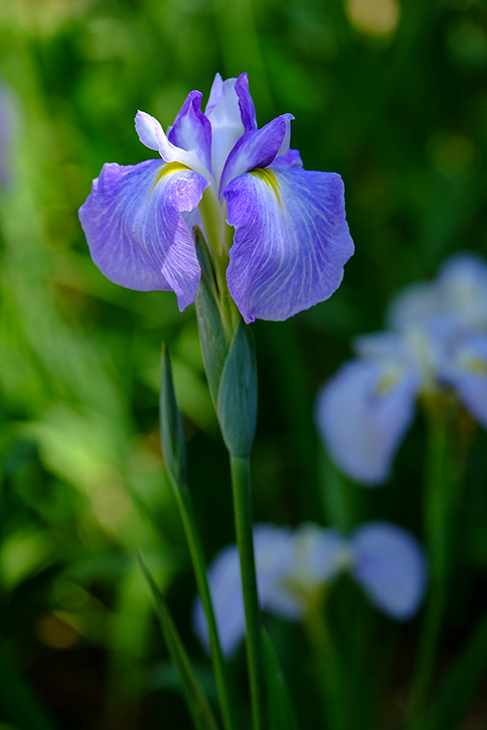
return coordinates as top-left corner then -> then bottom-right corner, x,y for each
229,454 -> 266,730
407,416 -> 451,726
171,478 -> 237,730
304,601 -> 346,730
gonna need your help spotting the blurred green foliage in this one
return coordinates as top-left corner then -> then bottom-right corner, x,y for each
1,0 -> 487,727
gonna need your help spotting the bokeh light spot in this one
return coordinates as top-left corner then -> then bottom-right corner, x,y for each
345,0 -> 401,37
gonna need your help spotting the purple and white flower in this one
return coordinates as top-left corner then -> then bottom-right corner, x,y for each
79,73 -> 354,323
316,253 -> 487,485
193,521 -> 426,656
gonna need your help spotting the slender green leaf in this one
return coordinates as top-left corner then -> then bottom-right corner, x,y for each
417,609 -> 487,730
139,554 -> 220,730
160,344 -> 187,488
262,630 -> 300,730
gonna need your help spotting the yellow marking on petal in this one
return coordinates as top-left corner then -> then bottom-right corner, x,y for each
375,371 -> 400,396
151,161 -> 191,195
250,167 -> 282,205
466,358 -> 487,375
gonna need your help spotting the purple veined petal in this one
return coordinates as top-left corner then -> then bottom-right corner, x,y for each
235,72 -> 258,132
350,522 -> 427,620
219,114 -> 294,192
135,111 -> 211,182
444,333 -> 487,428
205,75 -> 246,185
167,90 -> 212,176
79,159 -> 209,311
271,149 -> 303,170
315,359 -> 419,485
222,168 -> 354,323
192,544 -> 245,657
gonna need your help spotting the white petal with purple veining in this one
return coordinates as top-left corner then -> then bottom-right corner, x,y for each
315,359 -> 419,485
135,110 -> 211,182
78,159 -> 208,310
222,168 -> 354,323
205,75 -> 246,185
351,522 -> 427,619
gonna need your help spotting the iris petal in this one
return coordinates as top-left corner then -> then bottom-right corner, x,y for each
222,168 -> 354,323
271,149 -> 303,170
205,74 -> 246,185
315,359 -> 419,485
235,72 -> 258,131
79,159 -> 208,311
192,524 -> 294,656
220,114 -> 293,192
445,334 -> 487,428
192,544 -> 245,657
351,522 -> 427,620
135,110 -> 211,181
168,90 -> 212,175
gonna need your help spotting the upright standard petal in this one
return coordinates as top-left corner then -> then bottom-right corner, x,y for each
168,90 -> 212,175
351,522 -> 427,620
263,524 -> 350,619
437,252 -> 487,330
315,360 -> 419,485
219,114 -> 294,192
205,74 -> 246,184
79,159 -> 208,311
235,72 -> 257,132
222,168 -> 354,323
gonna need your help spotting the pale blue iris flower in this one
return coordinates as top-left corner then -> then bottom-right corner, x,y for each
315,253 -> 487,485
79,73 -> 354,323
193,522 -> 426,656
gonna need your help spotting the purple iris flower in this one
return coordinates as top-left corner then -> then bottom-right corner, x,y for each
193,521 -> 426,656
316,253 -> 487,485
79,73 -> 354,323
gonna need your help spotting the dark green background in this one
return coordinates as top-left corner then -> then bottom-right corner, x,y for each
1,0 -> 486,727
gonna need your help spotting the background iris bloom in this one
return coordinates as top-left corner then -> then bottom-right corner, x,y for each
316,253 -> 487,485
193,522 -> 426,656
78,73 -> 354,324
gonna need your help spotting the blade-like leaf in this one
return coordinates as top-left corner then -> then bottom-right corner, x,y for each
417,609 -> 487,730
217,322 -> 257,457
160,344 -> 187,488
139,554 -> 220,730
262,629 -> 300,730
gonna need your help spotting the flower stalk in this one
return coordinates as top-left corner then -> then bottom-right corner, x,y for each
230,454 -> 266,730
